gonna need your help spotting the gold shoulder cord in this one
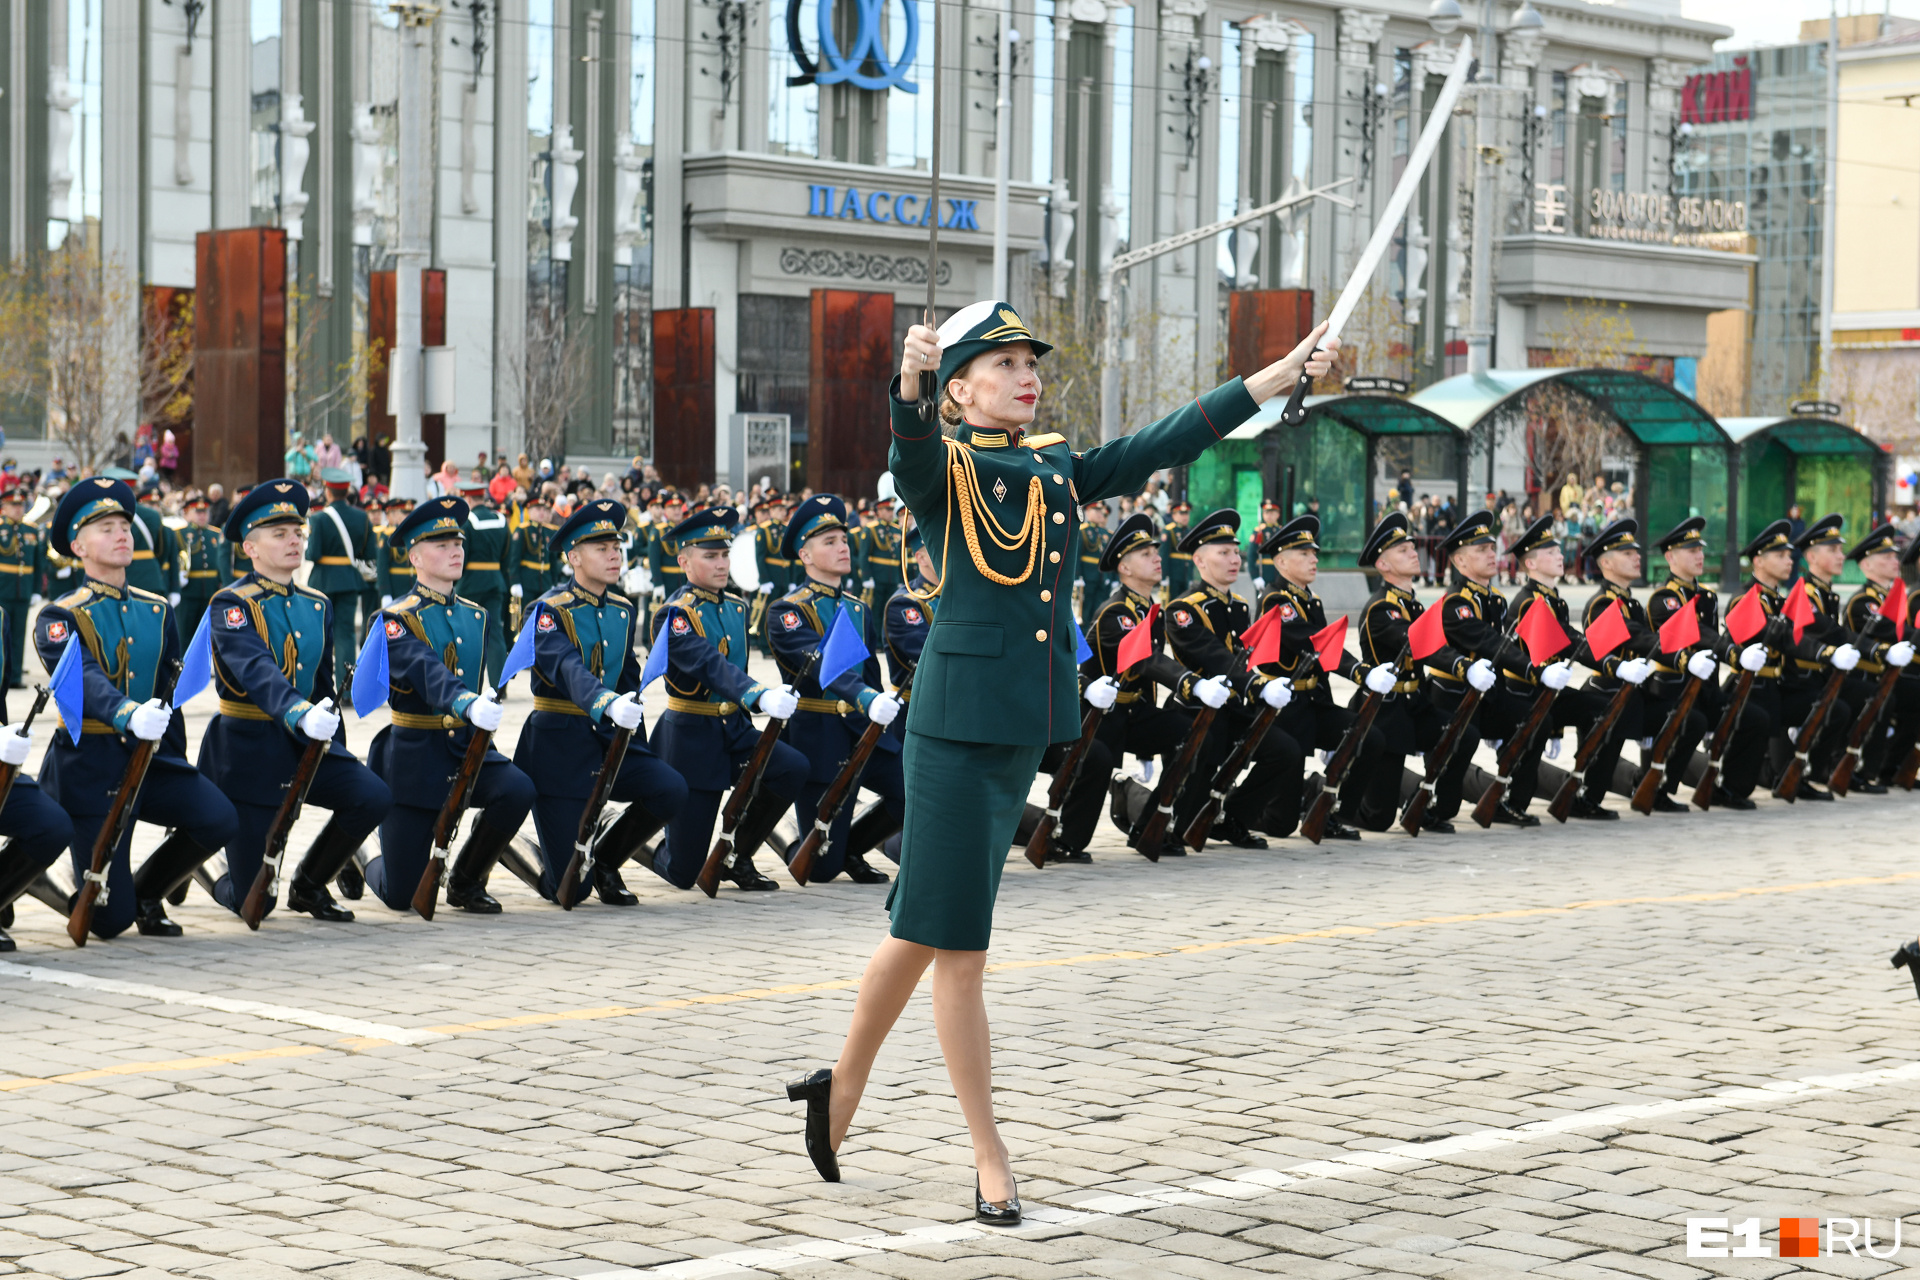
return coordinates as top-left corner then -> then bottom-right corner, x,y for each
938,440 -> 1045,589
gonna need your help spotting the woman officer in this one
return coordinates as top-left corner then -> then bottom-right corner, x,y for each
786,299 -> 1337,1222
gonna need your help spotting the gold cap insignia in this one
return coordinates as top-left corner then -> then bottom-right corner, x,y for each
94,478 -> 113,488
274,483 -> 292,493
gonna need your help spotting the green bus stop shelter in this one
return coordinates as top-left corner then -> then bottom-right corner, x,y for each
1720,416 -> 1889,576
1183,392 -> 1468,568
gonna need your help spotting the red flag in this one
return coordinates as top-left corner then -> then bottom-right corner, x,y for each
1585,599 -> 1631,661
1726,585 -> 1767,645
1311,615 -> 1349,672
1880,578 -> 1908,642
1240,605 -> 1278,652
1116,603 -> 1159,672
1407,601 -> 1448,661
1782,578 -> 1815,644
1250,609 -> 1285,669
1514,598 -> 1571,665
1658,598 -> 1701,654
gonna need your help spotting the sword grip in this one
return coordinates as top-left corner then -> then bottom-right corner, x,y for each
915,367 -> 937,423
1277,358 -> 1320,427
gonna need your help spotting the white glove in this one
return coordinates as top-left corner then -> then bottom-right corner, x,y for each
1739,644 -> 1766,672
1687,649 -> 1719,680
381,594 -> 394,608
1617,657 -> 1653,685
757,582 -> 772,595
867,691 -> 902,727
28,593 -> 42,606
863,578 -> 875,589
1085,675 -> 1120,710
1260,677 -> 1294,710
465,690 -> 504,733
1887,640 -> 1914,668
178,568 -> 189,588
1194,675 -> 1232,709
1540,661 -> 1573,691
607,691 -> 644,730
297,698 -> 340,742
0,726 -> 29,767
1364,665 -> 1397,695
510,584 -> 524,598
1544,735 -> 1562,760
1250,577 -> 1265,594
128,698 -> 171,741
168,592 -> 181,607
758,683 -> 799,720
1466,659 -> 1497,692
1832,643 -> 1861,671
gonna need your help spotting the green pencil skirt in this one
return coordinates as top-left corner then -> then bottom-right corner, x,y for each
886,732 -> 1047,951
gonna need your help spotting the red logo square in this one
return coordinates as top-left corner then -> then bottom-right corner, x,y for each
1778,1219 -> 1819,1258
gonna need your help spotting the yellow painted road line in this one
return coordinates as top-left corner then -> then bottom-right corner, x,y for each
0,1044 -> 322,1093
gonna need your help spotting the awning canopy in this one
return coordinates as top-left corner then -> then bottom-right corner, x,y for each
1719,416 -> 1885,456
1409,368 -> 1729,447
1226,392 -> 1467,441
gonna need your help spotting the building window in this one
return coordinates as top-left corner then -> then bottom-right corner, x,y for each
251,0 -> 283,227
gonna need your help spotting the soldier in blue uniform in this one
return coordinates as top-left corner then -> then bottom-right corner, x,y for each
175,493 -> 228,644
33,478 -> 238,938
197,482 -> 393,921
767,495 -> 906,883
516,499 -> 688,905
0,585 -> 75,948
361,497 -> 535,913
306,469 -> 378,688
648,507 -> 806,893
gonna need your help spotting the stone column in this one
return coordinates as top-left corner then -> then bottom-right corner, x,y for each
1333,8 -> 1385,275
494,0 -> 529,461
1648,57 -> 1692,197
212,0 -> 250,227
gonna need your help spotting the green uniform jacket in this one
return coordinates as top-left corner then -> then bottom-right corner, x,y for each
126,505 -> 176,597
887,375 -> 1261,746
1160,531 -> 1193,598
458,503 -> 512,597
306,499 -> 374,595
375,526 -> 415,600
0,516 -> 44,602
178,524 -> 229,600
510,522 -> 559,599
753,519 -> 790,595
866,519 -> 904,597
1077,521 -> 1110,598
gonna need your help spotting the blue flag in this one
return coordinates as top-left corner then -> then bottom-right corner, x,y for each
818,606 -> 870,692
499,604 -> 539,686
49,636 -> 84,746
173,609 -> 214,707
640,608 -> 674,689
352,615 -> 390,718
1073,618 -> 1092,664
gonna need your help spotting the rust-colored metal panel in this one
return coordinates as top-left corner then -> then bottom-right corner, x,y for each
192,228 -> 286,491
807,289 -> 894,498
367,269 -> 447,470
140,285 -> 195,476
652,307 -> 716,489
1228,289 -> 1315,380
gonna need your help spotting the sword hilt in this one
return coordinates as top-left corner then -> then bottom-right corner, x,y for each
1278,358 -> 1321,427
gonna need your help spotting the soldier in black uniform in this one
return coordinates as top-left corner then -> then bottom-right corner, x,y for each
1644,517 -> 1734,805
1784,515 -> 1871,796
1164,509 -> 1299,843
1351,513 -> 1471,832
1428,512 -> 1538,826
1573,521 -> 1671,816
1499,515 -> 1592,815
1849,525 -> 1920,785
1255,514 -> 1392,840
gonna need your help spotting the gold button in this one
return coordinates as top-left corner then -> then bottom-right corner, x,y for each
1035,629 -> 1047,641
1052,512 -> 1065,525
1050,551 -> 1061,563
1052,474 -> 1063,484
1033,452 -> 1044,462
1041,590 -> 1052,602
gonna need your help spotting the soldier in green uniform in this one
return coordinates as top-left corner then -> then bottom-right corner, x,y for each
0,489 -> 45,687
225,486 -> 256,582
125,478 -> 179,600
174,493 -> 228,644
457,477 -> 513,687
508,491 -> 560,633
784,299 -> 1336,1215
648,491 -> 689,607
1160,501 -> 1193,601
865,497 -> 904,608
1246,498 -> 1283,595
848,500 -> 874,604
305,469 -> 377,688
1076,500 -> 1111,629
376,497 -> 417,604
751,493 -> 790,653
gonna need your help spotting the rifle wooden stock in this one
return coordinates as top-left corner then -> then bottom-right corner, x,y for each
1830,665 -> 1901,795
790,669 -> 912,885
68,739 -> 159,946
556,725 -> 635,910
695,651 -> 817,898
0,687 -> 53,819
1399,685 -> 1482,836
240,735 -> 329,929
1472,687 -> 1559,828
412,725 -> 494,920
1547,681 -> 1636,823
1772,666 -> 1846,801
1131,705 -> 1215,859
1630,671 -> 1707,815
1898,742 -> 1920,790
1299,645 -> 1410,844
1185,704 -> 1279,850
1692,667 -> 1754,810
1025,706 -> 1103,869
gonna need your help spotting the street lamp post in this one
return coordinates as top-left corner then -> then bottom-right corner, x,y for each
992,11 -> 1019,300
389,1 -> 438,503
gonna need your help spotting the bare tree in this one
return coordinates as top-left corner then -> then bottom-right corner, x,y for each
0,237 -> 140,473
1526,300 -> 1641,511
1023,282 -> 1218,449
284,285 -> 384,442
512,294 -> 591,465
140,287 -> 194,435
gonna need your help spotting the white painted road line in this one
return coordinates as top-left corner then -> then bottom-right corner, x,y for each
575,1057 -> 1920,1279
0,960 -> 445,1046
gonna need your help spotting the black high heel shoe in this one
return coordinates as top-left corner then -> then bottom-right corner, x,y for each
1893,941 -> 1920,1003
786,1068 -> 840,1182
975,1174 -> 1021,1226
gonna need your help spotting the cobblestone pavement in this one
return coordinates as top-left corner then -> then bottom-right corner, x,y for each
3,685 -> 1919,1279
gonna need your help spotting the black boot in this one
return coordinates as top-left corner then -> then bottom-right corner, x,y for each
286,821 -> 363,922
591,804 -> 668,905
165,879 -> 190,906
0,841 -> 55,943
132,831 -> 219,937
724,790 -> 787,891
335,856 -> 364,901
844,801 -> 902,861
497,838 -> 548,897
1712,788 -> 1756,811
1568,797 -> 1617,821
1893,940 -> 1920,1003
1491,802 -> 1542,828
1211,817 -> 1267,849
843,852 -> 892,883
444,820 -> 515,913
